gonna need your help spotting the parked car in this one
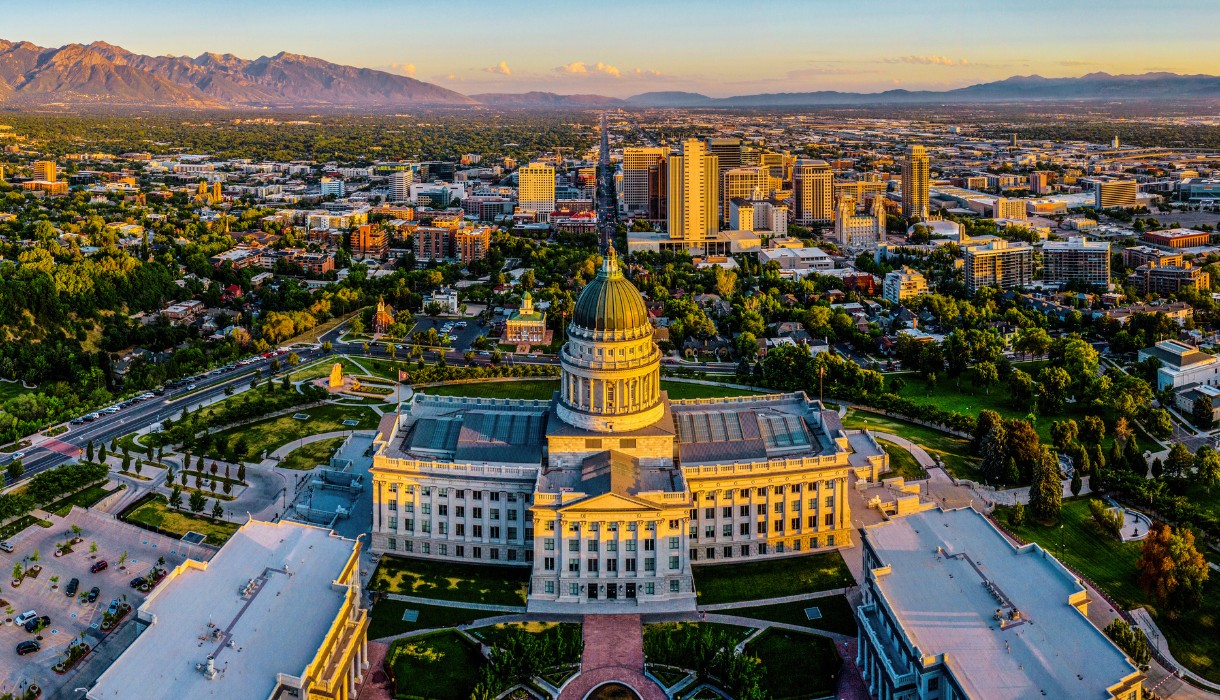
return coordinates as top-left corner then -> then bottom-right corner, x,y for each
90,560 -> 108,573
65,578 -> 79,596
129,576 -> 146,589
15,640 -> 39,656
0,541 -> 13,553
13,611 -> 37,627
23,615 -> 49,633
106,599 -> 119,617
86,586 -> 100,603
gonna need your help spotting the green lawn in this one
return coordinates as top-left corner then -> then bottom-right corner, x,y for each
44,483 -> 119,517
420,379 -> 761,401
279,437 -> 346,471
0,380 -> 33,401
204,404 -> 378,461
123,494 -> 241,545
288,357 -> 368,383
387,631 -> 485,700
115,433 -> 150,456
643,622 -> 757,654
0,515 -> 52,541
367,600 -> 490,640
470,621 -> 582,655
746,629 -> 842,699
877,439 -> 927,481
731,595 -> 858,637
842,409 -> 979,481
369,556 -> 529,606
995,498 -> 1220,683
693,551 -> 853,605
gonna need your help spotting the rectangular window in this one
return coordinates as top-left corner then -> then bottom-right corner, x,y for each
825,495 -> 835,508
422,542 -> 430,554
628,522 -> 638,531
740,505 -> 750,517
670,579 -> 680,593
421,503 -> 431,515
704,508 -> 714,519
508,549 -> 516,561
792,539 -> 801,552
645,582 -> 655,595
808,515 -> 817,528
668,555 -> 680,570
388,516 -> 398,530
810,537 -> 819,549
421,521 -> 431,533
773,502 -> 784,513
669,536 -> 680,549
568,559 -> 580,572
473,547 -> 482,559
756,504 -> 766,516
689,548 -> 698,562
405,503 -> 413,513
607,540 -> 618,552
388,537 -> 397,551
827,535 -> 836,547
473,507 -> 483,519
545,580 -> 555,594
545,557 -> 556,571
388,499 -> 398,512
570,583 -> 580,596
620,438 -> 637,449
473,525 -> 483,538
490,492 -> 500,502
644,539 -> 655,551
569,540 -> 580,552
490,526 -> 501,539
438,522 -> 447,535
741,544 -> 750,556
792,500 -> 801,512
791,517 -> 800,531
644,558 -> 656,572
405,540 -> 413,552
585,438 -> 603,449
490,549 -> 499,560
774,519 -> 784,532
722,506 -> 732,518
545,521 -> 555,532
389,484 -> 399,493
456,490 -> 464,499
588,559 -> 599,572
456,506 -> 465,518
439,544 -> 447,556
776,542 -> 785,554
473,491 -> 483,500
626,540 -> 637,552
723,546 -> 733,558
824,513 -> 834,527
722,524 -> 732,537
703,526 -> 714,538
705,547 -> 715,560
455,523 -> 464,536
626,559 -> 637,572
406,519 -> 415,532
507,527 -> 517,540
808,498 -> 817,510
739,522 -> 750,535
508,510 -> 518,521
438,504 -> 448,516
606,559 -> 617,572
490,509 -> 500,520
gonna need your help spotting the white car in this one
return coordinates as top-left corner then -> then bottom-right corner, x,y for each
13,611 -> 37,627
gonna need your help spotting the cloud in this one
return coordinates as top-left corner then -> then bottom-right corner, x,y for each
1059,60 -> 1098,67
884,55 -> 970,67
633,68 -> 665,78
555,61 -> 623,77
387,62 -> 416,77
483,61 -> 511,76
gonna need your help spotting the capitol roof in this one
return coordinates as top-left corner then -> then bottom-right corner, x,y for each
572,248 -> 650,333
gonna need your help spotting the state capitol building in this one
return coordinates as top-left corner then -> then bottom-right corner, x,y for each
370,249 -> 887,612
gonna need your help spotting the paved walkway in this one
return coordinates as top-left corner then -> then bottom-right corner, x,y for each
259,429 -> 374,467
382,593 -> 526,613
355,640 -> 392,700
699,588 -> 850,612
558,615 -> 667,700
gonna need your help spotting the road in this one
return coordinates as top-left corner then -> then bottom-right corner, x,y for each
596,111 -> 617,255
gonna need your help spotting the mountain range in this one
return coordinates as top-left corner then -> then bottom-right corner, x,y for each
1,40 -> 1219,109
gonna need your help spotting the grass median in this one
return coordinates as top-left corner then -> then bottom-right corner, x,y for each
693,551 -> 852,605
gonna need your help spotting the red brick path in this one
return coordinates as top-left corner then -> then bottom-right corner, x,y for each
356,641 -> 392,700
558,615 -> 668,700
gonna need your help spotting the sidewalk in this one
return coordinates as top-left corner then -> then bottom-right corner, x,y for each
699,588 -> 850,612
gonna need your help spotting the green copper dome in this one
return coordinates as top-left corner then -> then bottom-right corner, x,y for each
572,249 -> 650,333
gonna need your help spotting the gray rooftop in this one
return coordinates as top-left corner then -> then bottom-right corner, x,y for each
88,520 -> 358,700
538,450 -> 684,500
864,508 -> 1139,700
670,393 -> 837,465
391,394 -> 550,464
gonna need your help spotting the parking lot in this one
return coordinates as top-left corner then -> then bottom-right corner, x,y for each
0,508 -> 216,694
407,315 -> 490,351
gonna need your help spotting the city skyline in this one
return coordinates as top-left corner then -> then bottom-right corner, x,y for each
3,0 -> 1218,97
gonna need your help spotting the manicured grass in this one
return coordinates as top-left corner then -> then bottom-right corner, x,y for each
123,494 -> 241,545
45,483 -> 118,517
877,439 -> 927,481
367,600 -> 490,640
470,621 -> 582,653
693,551 -> 853,605
280,437 -> 346,471
115,433 -> 149,456
387,631 -> 485,700
643,622 -> 757,654
746,628 -> 842,699
994,498 -> 1220,683
369,555 -> 529,606
205,404 -> 378,461
0,381 -> 33,401
288,357 -> 367,383
731,595 -> 858,636
420,379 -> 761,402
842,409 -> 979,481
0,515 -> 52,541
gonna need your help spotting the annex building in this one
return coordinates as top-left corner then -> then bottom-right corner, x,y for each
88,520 -> 368,700
370,248 -> 887,611
857,508 -> 1144,700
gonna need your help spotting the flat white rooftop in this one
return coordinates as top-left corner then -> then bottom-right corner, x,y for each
865,508 -> 1138,699
88,520 -> 357,700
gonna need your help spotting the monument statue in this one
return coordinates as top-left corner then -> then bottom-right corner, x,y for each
328,362 -> 344,388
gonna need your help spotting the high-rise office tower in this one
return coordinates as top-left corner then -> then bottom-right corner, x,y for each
1095,180 -> 1138,209
647,158 -> 668,222
793,159 -> 834,225
518,163 -> 556,214
390,170 -> 414,202
901,145 -> 930,220
706,137 -> 742,219
667,139 -> 718,241
722,167 -> 766,222
622,147 -> 668,214
33,160 -> 56,182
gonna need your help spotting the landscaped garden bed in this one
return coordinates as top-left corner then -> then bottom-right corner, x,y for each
52,641 -> 92,674
692,551 -> 852,605
369,556 -> 529,606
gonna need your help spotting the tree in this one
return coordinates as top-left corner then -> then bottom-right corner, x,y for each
1050,419 -> 1079,451
117,550 -> 128,569
1070,469 -> 1083,497
1114,417 -> 1134,446
1008,502 -> 1026,528
1165,442 -> 1194,481
169,486 -> 183,510
1192,395 -> 1215,430
85,440 -> 95,462
1006,419 -> 1042,484
1104,620 -> 1151,667
973,410 -> 1004,455
979,423 -> 1008,484
1146,408 -> 1173,439
6,459 -> 23,481
237,464 -> 246,482
385,342 -> 397,360
1138,523 -> 1210,612
211,500 -> 224,519
189,489 -> 206,514
1080,415 -> 1106,446
1196,445 -> 1220,494
1151,457 -> 1164,479
223,480 -> 232,495
1038,366 -> 1071,413
1028,447 -> 1063,523
975,361 -> 999,394
1089,498 -> 1124,539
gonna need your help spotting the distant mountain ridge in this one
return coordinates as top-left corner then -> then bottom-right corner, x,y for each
0,39 -> 473,108
0,40 -> 1215,110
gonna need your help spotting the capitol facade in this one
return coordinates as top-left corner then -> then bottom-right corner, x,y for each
370,249 -> 887,612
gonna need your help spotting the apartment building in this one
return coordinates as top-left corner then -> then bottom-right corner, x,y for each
1042,236 -> 1110,287
963,239 -> 1033,292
